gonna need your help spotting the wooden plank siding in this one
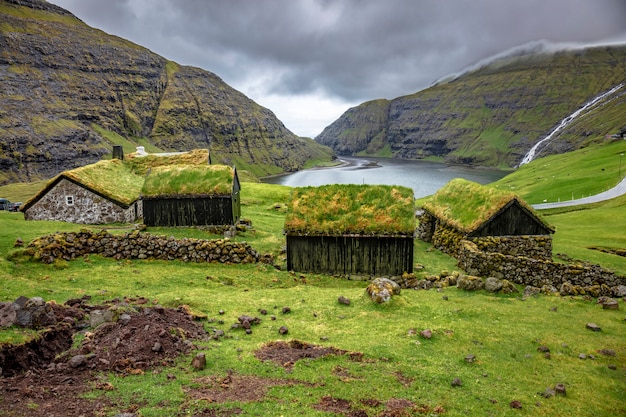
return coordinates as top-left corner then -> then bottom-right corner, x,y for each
286,235 -> 414,276
143,196 -> 238,227
468,200 -> 552,237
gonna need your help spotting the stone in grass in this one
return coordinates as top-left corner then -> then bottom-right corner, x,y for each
586,323 -> 602,332
191,353 -> 206,371
337,296 -> 351,305
540,388 -> 556,398
601,299 -> 619,310
464,354 -> 476,363
554,383 -> 566,396
419,329 -> 432,339
451,378 -> 463,387
366,278 -> 401,303
278,326 -> 289,335
510,400 -> 522,409
484,277 -> 503,293
456,275 -> 484,291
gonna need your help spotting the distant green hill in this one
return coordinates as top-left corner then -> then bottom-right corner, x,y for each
316,43 -> 626,169
0,0 -> 334,184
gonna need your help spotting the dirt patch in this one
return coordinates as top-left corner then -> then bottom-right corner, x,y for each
253,339 -> 363,370
186,371 -> 311,404
0,298 -> 207,417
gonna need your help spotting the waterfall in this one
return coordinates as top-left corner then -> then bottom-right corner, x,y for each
519,83 -> 624,165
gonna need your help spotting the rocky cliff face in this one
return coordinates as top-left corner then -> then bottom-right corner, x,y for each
316,46 -> 626,168
0,0 -> 333,184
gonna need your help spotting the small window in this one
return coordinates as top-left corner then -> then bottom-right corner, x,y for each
66,196 -> 74,206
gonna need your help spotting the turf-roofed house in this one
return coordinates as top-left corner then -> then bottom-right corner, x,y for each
284,184 -> 416,276
141,164 -> 241,227
417,178 -> 555,260
21,159 -> 144,224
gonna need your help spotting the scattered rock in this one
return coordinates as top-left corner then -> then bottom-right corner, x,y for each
151,342 -> 162,352
484,277 -> 503,292
500,279 -> 519,294
523,286 -> 541,298
456,275 -> 484,291
14,237 -> 23,247
586,323 -> 602,332
442,295 -> 449,300
549,306 -> 558,312
464,354 -> 476,363
366,278 -> 401,303
541,388 -> 556,398
597,349 -> 616,356
191,353 -> 206,370
0,302 -> 17,328
537,346 -> 550,353
90,309 -> 114,328
510,400 -> 522,409
579,353 -> 587,360
554,383 -> 566,396
451,378 -> 462,387
608,364 -> 617,370
419,329 -> 432,339
69,354 -> 88,368
600,299 -> 619,310
337,296 -> 351,305
281,307 -> 291,314
278,326 -> 289,335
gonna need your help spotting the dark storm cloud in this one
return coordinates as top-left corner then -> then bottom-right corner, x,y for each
48,0 -> 626,136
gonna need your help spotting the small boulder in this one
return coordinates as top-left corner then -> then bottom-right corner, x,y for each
451,378 -> 463,387
419,329 -> 432,339
586,323 -> 602,332
0,302 -> 17,328
337,296 -> 351,305
278,326 -> 289,335
366,278 -> 401,303
484,277 -> 503,293
191,353 -> 206,370
456,275 -> 484,291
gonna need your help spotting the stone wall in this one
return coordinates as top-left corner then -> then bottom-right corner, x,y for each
471,235 -> 552,260
24,179 -> 141,224
457,239 -> 626,294
24,229 -> 263,264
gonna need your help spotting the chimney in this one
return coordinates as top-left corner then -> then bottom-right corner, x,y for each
112,145 -> 124,160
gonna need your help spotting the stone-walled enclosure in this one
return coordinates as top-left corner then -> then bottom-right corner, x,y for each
23,229 -> 263,264
23,178 -> 141,224
417,212 -> 626,294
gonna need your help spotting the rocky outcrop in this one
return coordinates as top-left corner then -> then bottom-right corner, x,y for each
316,45 -> 626,168
0,0 -> 334,184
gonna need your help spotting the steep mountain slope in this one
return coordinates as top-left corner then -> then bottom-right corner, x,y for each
0,0 -> 334,184
316,44 -> 626,168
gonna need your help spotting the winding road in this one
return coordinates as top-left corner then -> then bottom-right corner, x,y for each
532,176 -> 626,210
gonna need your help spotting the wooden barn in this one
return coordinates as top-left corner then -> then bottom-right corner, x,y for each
417,179 -> 554,258
284,184 -> 415,276
141,164 -> 241,227
21,159 -> 144,224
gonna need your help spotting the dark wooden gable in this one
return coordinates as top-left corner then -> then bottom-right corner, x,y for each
468,199 -> 554,237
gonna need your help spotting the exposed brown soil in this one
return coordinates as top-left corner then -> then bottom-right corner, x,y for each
0,299 -> 207,416
1,300 -> 423,417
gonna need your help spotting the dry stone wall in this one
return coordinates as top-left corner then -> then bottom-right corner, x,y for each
457,239 -> 626,296
24,229 -> 263,264
471,235 -> 552,260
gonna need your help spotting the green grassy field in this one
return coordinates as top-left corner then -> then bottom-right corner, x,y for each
0,144 -> 624,416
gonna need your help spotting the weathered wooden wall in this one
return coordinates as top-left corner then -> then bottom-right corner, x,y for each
286,235 -> 414,276
143,196 -> 238,227
470,202 -> 552,237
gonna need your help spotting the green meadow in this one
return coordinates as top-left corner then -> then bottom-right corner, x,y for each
0,143 -> 624,416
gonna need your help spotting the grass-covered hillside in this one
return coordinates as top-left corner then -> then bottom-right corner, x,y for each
0,141 -> 624,416
317,44 -> 626,169
0,0 -> 335,185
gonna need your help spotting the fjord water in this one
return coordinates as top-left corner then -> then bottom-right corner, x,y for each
263,157 -> 508,198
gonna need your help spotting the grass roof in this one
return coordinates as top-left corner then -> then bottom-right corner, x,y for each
422,178 -> 546,233
141,164 -> 235,197
284,184 -> 415,236
24,159 -> 144,208
125,149 -> 210,175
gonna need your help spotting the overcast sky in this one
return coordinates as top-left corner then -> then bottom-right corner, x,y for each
48,0 -> 626,138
